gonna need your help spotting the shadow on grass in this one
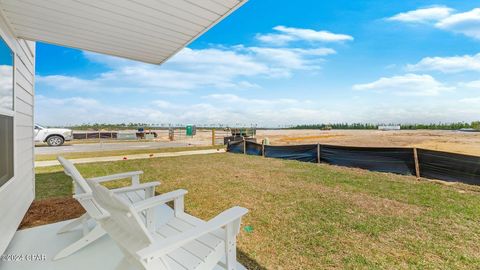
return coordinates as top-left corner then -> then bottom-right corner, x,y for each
238,249 -> 267,270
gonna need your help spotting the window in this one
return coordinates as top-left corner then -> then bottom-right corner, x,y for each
0,115 -> 13,186
0,36 -> 14,187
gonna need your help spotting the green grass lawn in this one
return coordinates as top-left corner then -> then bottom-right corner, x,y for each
35,153 -> 480,269
35,145 -> 223,161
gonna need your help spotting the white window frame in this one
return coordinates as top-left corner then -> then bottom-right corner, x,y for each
0,34 -> 15,190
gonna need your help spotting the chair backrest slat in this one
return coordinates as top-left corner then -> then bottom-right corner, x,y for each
87,181 -> 154,254
58,156 -> 107,219
57,156 -> 92,195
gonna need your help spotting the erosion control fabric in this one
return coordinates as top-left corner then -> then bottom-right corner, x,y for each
320,145 -> 416,175
417,149 -> 480,185
246,141 -> 263,156
265,144 -> 318,163
227,141 -> 480,185
228,140 -> 244,154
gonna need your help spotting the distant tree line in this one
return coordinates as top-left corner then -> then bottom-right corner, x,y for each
63,121 -> 480,131
68,123 -> 154,131
292,121 -> 480,130
66,123 -> 229,130
292,123 -> 377,130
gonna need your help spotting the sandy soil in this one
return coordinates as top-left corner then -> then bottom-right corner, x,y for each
69,129 -> 480,157
255,129 -> 480,156
19,192 -> 169,230
19,198 -> 85,229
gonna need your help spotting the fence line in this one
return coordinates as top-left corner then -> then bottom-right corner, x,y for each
72,129 -> 231,145
227,140 -> 480,185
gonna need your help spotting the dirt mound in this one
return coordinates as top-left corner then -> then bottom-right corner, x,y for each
256,129 -> 480,156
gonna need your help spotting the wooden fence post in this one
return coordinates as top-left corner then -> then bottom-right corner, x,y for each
262,140 -> 265,157
212,129 -> 216,146
317,143 -> 321,163
413,148 -> 420,179
243,138 -> 246,154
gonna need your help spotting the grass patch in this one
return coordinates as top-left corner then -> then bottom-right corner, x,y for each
35,153 -> 480,269
35,145 -> 223,161
35,171 -> 73,200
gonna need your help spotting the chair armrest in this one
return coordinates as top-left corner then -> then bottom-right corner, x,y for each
111,181 -> 160,194
88,171 -> 144,184
73,193 -> 92,200
133,189 -> 188,212
137,206 -> 248,260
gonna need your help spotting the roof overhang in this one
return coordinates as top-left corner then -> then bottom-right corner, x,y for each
0,0 -> 247,64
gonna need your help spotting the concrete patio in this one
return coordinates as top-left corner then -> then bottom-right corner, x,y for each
2,204 -> 246,270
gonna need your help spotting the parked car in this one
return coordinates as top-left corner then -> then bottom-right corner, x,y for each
34,124 -> 73,146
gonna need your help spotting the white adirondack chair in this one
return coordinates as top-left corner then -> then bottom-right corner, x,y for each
87,180 -> 248,270
55,156 -> 161,260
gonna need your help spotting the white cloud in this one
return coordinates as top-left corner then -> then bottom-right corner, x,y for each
460,97 -> 480,104
388,6 -> 480,40
36,95 -> 99,107
256,33 -> 295,46
36,75 -> 99,91
436,8 -> 480,39
256,25 -> 353,45
36,94 -> 480,127
206,94 -> 305,106
407,53 -> 480,73
243,47 -> 335,72
35,95 -> 327,127
37,45 -> 337,94
461,80 -> 480,89
152,100 -> 177,109
0,65 -> 13,109
353,74 -> 454,96
387,6 -> 454,23
354,103 -> 480,124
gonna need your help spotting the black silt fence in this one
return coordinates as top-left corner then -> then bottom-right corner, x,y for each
264,144 -> 318,163
320,145 -> 416,175
228,140 -> 244,154
73,133 -> 86,140
87,133 -> 100,139
100,132 -> 116,139
74,132 -> 118,140
246,141 -> 263,156
227,141 -> 480,185
417,149 -> 480,185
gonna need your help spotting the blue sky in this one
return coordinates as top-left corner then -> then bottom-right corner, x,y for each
35,0 -> 480,127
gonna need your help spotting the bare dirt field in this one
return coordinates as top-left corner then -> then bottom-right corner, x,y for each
58,129 -> 480,157
255,129 -> 480,156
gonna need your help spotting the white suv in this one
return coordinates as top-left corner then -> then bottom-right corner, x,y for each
34,124 -> 73,146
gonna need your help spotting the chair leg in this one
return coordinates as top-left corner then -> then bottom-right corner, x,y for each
57,213 -> 89,234
143,186 -> 156,232
53,225 -> 106,260
225,223 -> 238,270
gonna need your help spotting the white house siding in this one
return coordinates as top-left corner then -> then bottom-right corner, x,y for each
0,12 -> 35,254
